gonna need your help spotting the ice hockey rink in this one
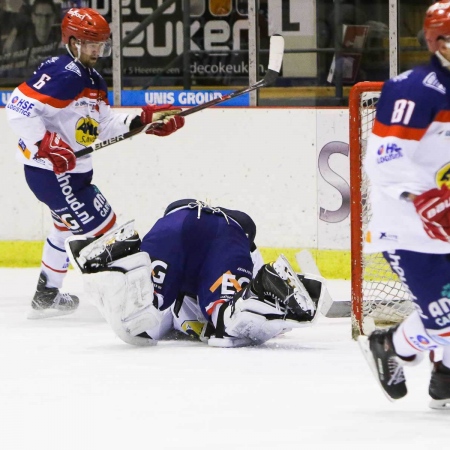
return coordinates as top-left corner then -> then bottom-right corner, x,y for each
1,268 -> 449,450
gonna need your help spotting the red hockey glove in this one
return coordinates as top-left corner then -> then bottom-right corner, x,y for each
141,104 -> 185,137
413,185 -> 450,242
36,131 -> 76,174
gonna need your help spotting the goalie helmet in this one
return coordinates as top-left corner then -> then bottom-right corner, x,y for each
423,1 -> 450,52
61,8 -> 111,45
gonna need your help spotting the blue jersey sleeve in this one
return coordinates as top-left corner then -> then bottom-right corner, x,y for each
375,68 -> 446,130
24,55 -> 85,106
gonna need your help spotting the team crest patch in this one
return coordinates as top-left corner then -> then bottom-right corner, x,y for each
65,61 -> 82,77
436,163 -> 450,188
423,72 -> 446,94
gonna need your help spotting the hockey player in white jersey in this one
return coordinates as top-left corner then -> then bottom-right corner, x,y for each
5,8 -> 185,319
358,1 -> 450,409
65,199 -> 326,348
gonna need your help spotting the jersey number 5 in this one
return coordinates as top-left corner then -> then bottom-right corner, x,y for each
33,74 -> 51,90
391,99 -> 415,125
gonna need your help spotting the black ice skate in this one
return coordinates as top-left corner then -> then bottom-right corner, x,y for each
65,220 -> 141,273
429,360 -> 450,409
358,326 -> 407,401
28,272 -> 79,319
252,255 -> 317,322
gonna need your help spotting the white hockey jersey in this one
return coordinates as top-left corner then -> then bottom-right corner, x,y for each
6,54 -> 135,173
364,54 -> 450,254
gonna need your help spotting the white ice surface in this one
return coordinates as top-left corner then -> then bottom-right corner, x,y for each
1,269 -> 449,450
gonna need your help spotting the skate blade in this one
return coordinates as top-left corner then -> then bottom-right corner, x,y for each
273,254 -> 316,315
357,336 -> 404,402
27,308 -> 77,320
429,398 -> 450,410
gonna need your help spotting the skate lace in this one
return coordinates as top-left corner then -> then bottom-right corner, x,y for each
55,292 -> 76,307
387,358 -> 405,386
272,257 -> 316,315
188,200 -> 230,224
262,292 -> 288,318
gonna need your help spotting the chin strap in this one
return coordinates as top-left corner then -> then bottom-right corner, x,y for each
66,42 -> 82,64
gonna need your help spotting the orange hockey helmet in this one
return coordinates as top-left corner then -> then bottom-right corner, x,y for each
61,8 -> 111,45
424,1 -> 450,52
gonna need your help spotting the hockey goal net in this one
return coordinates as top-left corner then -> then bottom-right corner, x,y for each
349,82 -> 414,338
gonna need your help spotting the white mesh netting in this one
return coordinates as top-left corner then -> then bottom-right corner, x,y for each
352,89 -> 414,336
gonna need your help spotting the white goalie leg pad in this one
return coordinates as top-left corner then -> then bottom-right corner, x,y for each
208,298 -> 286,348
83,252 -> 163,346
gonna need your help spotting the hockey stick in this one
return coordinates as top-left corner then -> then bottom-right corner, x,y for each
75,35 -> 285,158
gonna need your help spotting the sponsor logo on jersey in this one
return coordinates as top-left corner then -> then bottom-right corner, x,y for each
6,96 -> 35,117
237,267 -> 252,276
428,284 -> 450,329
379,232 -> 398,241
385,250 -> 422,314
151,259 -> 168,287
75,116 -> 99,146
436,163 -> 450,188
209,270 -> 250,296
408,334 -> 438,351
92,190 -> 111,218
376,143 -> 403,163
18,139 -> 26,151
423,72 -> 446,94
74,100 -> 89,107
56,173 -> 95,228
17,138 -> 32,159
74,99 -> 98,113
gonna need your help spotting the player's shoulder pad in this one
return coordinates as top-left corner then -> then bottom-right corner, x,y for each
34,55 -> 82,78
384,61 -> 448,102
26,55 -> 85,102
377,63 -> 449,128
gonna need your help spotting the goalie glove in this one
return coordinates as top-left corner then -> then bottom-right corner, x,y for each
141,104 -> 185,137
35,131 -> 76,174
413,185 -> 450,242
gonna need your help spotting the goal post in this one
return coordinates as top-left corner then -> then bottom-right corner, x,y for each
349,82 -> 414,339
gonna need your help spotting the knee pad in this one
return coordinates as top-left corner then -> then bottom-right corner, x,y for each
83,252 -> 163,346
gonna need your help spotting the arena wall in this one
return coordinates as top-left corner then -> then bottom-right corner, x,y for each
0,107 -> 351,250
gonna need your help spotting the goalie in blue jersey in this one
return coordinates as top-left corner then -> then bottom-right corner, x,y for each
65,199 -> 326,348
